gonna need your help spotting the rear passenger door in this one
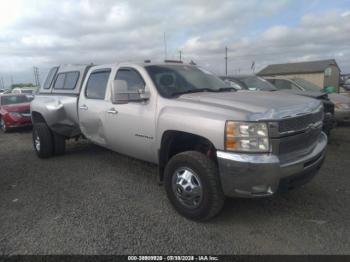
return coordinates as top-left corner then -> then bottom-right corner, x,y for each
78,68 -> 111,146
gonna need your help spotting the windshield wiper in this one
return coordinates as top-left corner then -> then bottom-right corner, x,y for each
171,87 -> 237,97
216,87 -> 237,92
171,88 -> 213,97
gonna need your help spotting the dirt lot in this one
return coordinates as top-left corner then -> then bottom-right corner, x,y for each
0,126 -> 349,255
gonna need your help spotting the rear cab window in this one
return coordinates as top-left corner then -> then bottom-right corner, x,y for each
53,72 -> 80,90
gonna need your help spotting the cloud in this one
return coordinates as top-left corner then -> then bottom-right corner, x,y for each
0,0 -> 349,86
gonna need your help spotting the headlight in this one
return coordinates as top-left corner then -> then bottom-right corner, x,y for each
9,112 -> 21,118
225,121 -> 269,152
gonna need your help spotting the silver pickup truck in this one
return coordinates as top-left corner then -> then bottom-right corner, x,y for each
31,61 -> 327,220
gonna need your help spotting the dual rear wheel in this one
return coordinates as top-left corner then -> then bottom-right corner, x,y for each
32,123 -> 224,220
32,122 -> 66,158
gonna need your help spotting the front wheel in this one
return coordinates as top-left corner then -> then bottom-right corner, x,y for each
32,122 -> 54,158
164,151 -> 225,221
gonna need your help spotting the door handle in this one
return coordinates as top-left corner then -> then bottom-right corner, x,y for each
79,105 -> 88,110
107,108 -> 118,114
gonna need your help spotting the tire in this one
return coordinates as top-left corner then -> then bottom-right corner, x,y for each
53,132 -> 66,155
32,122 -> 53,158
0,117 -> 8,133
164,151 -> 225,221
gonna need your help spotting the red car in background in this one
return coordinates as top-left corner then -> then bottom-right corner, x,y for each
0,94 -> 33,132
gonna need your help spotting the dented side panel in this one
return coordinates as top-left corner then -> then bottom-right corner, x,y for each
31,94 -> 81,137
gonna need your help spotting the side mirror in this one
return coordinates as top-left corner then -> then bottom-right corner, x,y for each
111,80 -> 150,104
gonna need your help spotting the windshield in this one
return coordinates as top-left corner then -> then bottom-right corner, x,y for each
145,65 -> 230,98
21,89 -> 34,94
292,78 -> 323,92
1,95 -> 32,105
236,76 -> 277,91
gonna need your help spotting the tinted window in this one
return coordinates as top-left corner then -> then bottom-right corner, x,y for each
64,72 -> 79,89
274,79 -> 299,91
21,90 -> 34,94
292,78 -> 322,92
86,70 -> 111,99
115,69 -> 145,92
53,72 -> 79,90
1,95 -> 31,105
43,67 -> 58,89
236,76 -> 276,91
54,74 -> 65,89
145,65 -> 227,98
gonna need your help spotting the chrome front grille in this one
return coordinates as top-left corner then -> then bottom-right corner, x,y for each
268,108 -> 324,158
278,126 -> 321,155
278,110 -> 323,134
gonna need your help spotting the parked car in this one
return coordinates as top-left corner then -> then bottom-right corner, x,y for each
0,94 -> 33,132
221,75 -> 335,135
31,62 -> 327,220
12,88 -> 36,101
265,77 -> 350,124
341,78 -> 350,92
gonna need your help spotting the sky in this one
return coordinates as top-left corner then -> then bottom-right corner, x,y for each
0,0 -> 350,87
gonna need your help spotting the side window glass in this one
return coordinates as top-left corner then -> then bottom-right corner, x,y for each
275,79 -> 292,90
64,72 -> 79,89
54,74 -> 65,89
43,67 -> 58,89
86,70 -> 111,99
290,84 -> 301,91
115,69 -> 145,92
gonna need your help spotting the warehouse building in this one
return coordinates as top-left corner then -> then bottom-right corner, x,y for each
258,59 -> 341,91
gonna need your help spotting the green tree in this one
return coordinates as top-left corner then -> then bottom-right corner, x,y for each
10,83 -> 35,89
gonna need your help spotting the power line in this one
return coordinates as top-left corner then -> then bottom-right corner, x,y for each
33,66 -> 40,87
0,77 -> 4,89
225,46 -> 228,76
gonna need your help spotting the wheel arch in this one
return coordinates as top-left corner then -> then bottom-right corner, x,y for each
31,111 -> 47,124
158,130 -> 218,182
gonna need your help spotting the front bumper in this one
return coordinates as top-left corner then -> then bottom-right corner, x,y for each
322,113 -> 336,134
4,114 -> 32,129
216,132 -> 327,198
335,108 -> 350,122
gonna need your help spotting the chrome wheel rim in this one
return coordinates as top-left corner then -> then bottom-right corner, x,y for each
172,167 -> 203,209
34,130 -> 40,152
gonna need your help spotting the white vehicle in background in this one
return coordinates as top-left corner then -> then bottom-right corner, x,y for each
12,88 -> 36,95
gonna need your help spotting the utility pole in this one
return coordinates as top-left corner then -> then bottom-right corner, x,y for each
225,47 -> 228,76
179,50 -> 182,61
163,32 -> 167,60
33,66 -> 41,87
0,77 -> 4,89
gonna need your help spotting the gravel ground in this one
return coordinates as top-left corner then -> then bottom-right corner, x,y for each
0,126 -> 349,255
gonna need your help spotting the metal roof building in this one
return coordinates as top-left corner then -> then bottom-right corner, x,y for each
258,59 -> 341,90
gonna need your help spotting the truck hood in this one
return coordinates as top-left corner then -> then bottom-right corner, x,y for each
178,91 -> 321,121
1,102 -> 30,112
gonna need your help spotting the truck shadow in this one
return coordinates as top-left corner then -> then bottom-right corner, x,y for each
62,140 -> 334,225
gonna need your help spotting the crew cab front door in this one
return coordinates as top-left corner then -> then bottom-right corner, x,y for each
78,68 -> 111,146
103,67 -> 157,163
